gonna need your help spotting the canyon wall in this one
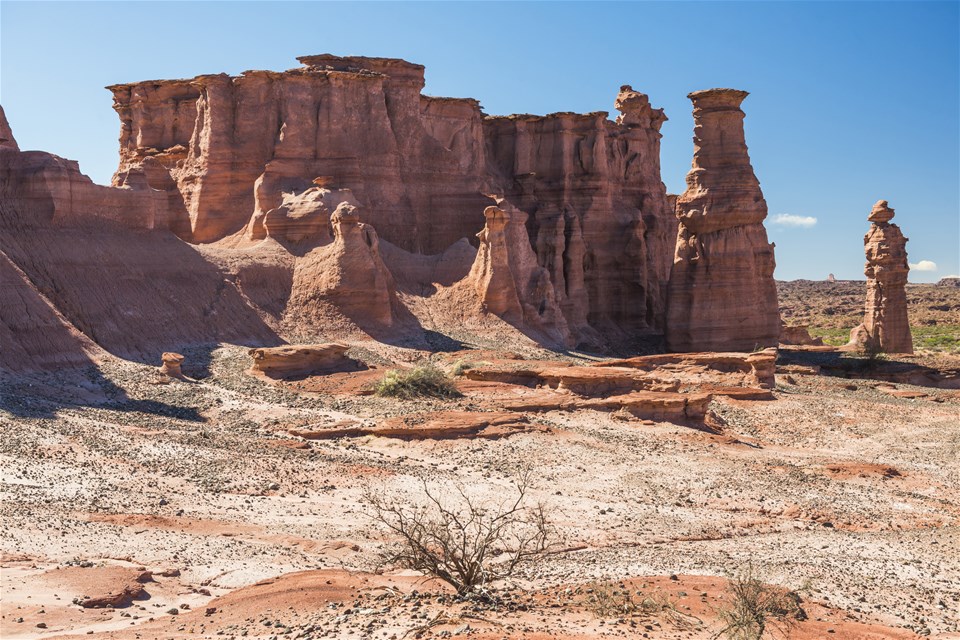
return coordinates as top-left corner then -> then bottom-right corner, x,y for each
1,55 -> 785,371
108,55 -> 676,346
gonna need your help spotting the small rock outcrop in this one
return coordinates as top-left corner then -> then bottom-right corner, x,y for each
249,343 -> 359,379
286,202 -> 400,329
780,323 -> 824,347
159,352 -> 185,378
467,203 -> 570,346
665,89 -> 779,352
246,184 -> 358,245
849,200 -> 913,354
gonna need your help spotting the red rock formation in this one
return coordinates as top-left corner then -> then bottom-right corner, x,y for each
0,106 -> 18,151
0,105 -> 167,231
248,343 -> 359,379
159,352 -> 185,378
467,203 -> 571,346
849,200 -> 913,354
0,106 -> 281,364
484,85 -> 676,342
595,348 -> 777,389
245,185 -> 358,245
780,324 -> 824,347
285,202 -> 400,330
108,57 -> 676,347
1,58 -> 792,368
0,250 -> 102,371
108,57 -> 491,247
665,89 -> 779,353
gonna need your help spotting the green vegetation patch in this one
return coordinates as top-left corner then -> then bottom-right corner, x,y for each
808,324 -> 960,352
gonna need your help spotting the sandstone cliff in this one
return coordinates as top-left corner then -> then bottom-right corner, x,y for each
1,56 -> 790,371
665,89 -> 779,352
108,56 -> 675,348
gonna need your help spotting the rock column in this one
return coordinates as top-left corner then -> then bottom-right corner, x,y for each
849,200 -> 913,354
665,89 -> 779,352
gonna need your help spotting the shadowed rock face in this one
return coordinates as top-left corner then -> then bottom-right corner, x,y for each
665,89 -> 779,353
484,85 -> 676,341
850,200 -> 913,354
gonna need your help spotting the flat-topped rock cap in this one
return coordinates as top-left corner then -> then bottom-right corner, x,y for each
297,54 -> 425,75
868,199 -> 895,223
687,88 -> 750,108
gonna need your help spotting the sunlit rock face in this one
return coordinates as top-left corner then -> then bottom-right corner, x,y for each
665,89 -> 780,353
1,55 -> 796,369
108,57 -> 676,348
849,200 -> 913,354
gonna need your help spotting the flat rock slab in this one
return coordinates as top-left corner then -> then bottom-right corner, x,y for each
288,411 -> 539,441
39,566 -> 154,608
500,389 -> 713,422
248,343 -> 363,379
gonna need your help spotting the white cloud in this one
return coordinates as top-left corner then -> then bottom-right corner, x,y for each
910,260 -> 938,272
771,213 -> 817,228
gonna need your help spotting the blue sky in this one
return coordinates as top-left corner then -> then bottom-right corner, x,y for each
2,1 -> 957,281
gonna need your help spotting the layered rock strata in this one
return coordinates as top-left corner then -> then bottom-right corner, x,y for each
108,56 -> 676,346
0,106 -> 281,368
665,89 -> 779,352
849,200 -> 913,354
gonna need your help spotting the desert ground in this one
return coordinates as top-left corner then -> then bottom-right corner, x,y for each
2,284 -> 958,640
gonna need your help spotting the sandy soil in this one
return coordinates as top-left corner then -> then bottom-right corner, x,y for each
2,341 -> 958,639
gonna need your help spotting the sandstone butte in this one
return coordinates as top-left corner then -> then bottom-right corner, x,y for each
0,56 -> 785,372
849,200 -> 914,354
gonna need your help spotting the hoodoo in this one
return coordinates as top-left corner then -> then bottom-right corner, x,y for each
849,200 -> 913,354
665,89 -> 779,352
467,203 -> 571,346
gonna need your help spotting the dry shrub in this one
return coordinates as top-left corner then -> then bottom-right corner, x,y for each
364,471 -> 551,597
714,565 -> 806,640
584,581 -> 702,629
373,364 -> 462,399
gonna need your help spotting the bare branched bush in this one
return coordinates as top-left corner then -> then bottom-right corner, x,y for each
363,471 -> 551,597
714,565 -> 806,640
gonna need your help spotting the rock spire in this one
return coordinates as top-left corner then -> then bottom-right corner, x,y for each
665,89 -> 779,352
849,200 -> 913,354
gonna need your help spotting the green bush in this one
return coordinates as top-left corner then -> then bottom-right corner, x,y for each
373,364 -> 462,400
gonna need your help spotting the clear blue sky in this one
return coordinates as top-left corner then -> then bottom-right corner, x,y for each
2,1 -> 957,281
